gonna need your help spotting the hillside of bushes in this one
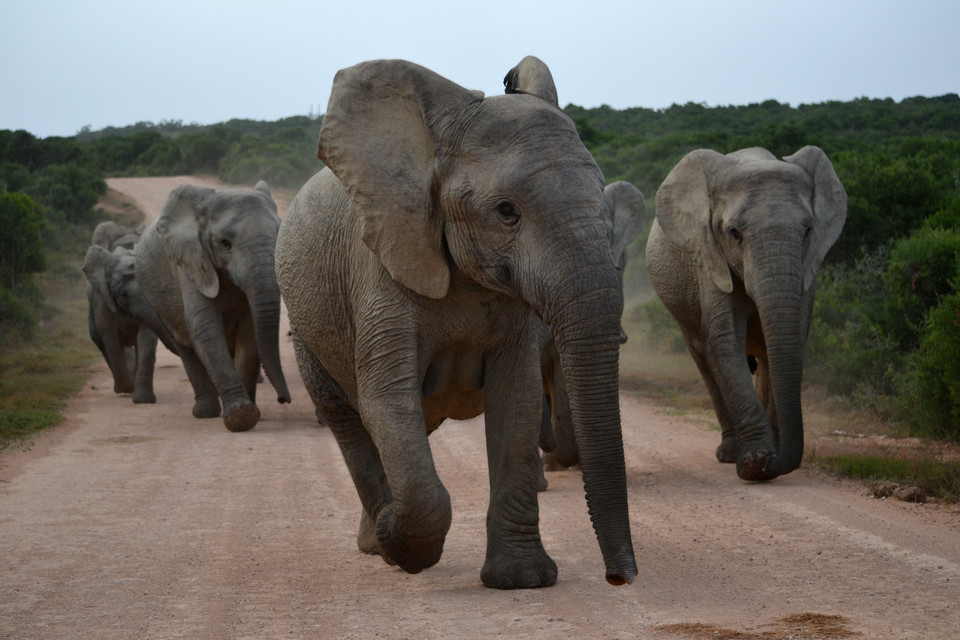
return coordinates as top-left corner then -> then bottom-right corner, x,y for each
2,92 -> 959,441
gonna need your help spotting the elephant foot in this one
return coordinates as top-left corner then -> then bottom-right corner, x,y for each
736,449 -> 779,482
481,548 -> 558,589
114,380 -> 135,394
224,401 -> 260,432
133,388 -> 157,404
536,462 -> 549,492
715,438 -> 739,464
192,398 -> 222,419
357,510 -> 394,564
375,502 -> 449,574
541,452 -> 566,472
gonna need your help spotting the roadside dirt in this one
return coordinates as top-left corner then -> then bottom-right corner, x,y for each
1,177 -> 958,639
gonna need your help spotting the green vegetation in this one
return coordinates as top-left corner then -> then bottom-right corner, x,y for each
77,117 -> 323,189
1,130 -> 105,449
817,454 -> 960,502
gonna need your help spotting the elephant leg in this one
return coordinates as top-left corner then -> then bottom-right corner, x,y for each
132,326 -> 159,404
291,332 -> 393,557
481,342 -> 556,589
753,356 -> 779,446
178,345 -> 222,419
685,338 -> 740,463
233,317 -> 260,404
184,299 -> 258,432
703,326 -> 776,481
98,313 -> 135,394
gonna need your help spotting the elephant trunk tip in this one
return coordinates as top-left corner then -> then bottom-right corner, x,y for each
605,565 -> 637,587
277,391 -> 291,404
603,548 -> 638,586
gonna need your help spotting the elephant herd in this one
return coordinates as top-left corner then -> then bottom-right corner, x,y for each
83,56 -> 846,590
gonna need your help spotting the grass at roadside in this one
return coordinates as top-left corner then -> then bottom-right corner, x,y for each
620,296 -> 960,503
0,252 -> 102,453
815,453 -> 960,502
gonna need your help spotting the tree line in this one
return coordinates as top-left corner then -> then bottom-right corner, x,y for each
2,92 -> 959,437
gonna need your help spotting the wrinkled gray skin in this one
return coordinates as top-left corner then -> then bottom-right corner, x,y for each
136,181 -> 291,432
539,181 -> 648,476
84,222 -> 166,402
276,57 -> 637,589
646,146 -> 846,481
83,244 -> 180,403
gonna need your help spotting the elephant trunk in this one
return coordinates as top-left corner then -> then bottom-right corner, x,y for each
540,256 -> 637,586
246,265 -> 291,405
750,243 -> 805,478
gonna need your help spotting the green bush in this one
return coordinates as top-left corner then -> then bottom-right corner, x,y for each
630,298 -> 687,353
883,227 -> 960,351
806,249 -> 900,399
895,283 -> 960,440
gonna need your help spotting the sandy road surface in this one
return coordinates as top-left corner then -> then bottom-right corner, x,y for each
1,177 -> 959,639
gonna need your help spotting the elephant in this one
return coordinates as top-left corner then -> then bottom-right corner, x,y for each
645,146 -> 847,481
539,180 -> 649,474
275,57 -> 637,589
91,220 -> 140,251
136,180 -> 291,432
84,222 -> 167,402
83,244 -> 180,403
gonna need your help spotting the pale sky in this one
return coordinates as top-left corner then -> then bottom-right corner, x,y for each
2,0 -> 958,139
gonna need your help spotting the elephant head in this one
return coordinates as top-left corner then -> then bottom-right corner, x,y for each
312,57 -> 636,585
156,180 -> 291,409
654,146 -> 846,479
83,245 -> 178,354
91,220 -> 140,251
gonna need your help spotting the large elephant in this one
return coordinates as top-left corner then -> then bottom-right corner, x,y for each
84,222 -> 166,402
136,180 -> 291,432
645,146 -> 847,481
83,244 -> 179,403
276,57 -> 637,589
539,180 -> 649,472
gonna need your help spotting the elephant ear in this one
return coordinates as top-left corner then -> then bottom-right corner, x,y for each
82,245 -> 117,313
156,184 -> 220,299
318,59 -> 482,299
655,149 -> 734,293
503,56 -> 560,107
604,181 -> 649,262
784,146 -> 848,290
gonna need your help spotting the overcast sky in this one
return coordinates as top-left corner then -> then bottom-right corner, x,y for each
2,0 -> 957,139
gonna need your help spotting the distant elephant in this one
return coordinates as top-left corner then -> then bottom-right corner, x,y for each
136,180 -> 291,432
276,57 -> 637,589
83,244 -> 179,403
645,146 -> 847,481
539,180 -> 649,473
91,220 -> 140,251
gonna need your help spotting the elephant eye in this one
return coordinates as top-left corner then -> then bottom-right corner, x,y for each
730,228 -> 743,244
221,238 -> 232,250
497,202 -> 520,226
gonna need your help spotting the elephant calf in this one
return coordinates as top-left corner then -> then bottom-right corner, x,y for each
136,181 -> 291,432
84,222 -> 173,403
646,146 -> 847,481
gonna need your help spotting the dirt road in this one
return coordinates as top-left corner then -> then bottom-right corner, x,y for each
2,177 -> 958,639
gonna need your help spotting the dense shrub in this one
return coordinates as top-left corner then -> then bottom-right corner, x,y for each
806,249 -> 900,399
883,227 -> 960,351
895,281 -> 960,440
0,192 -> 46,342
